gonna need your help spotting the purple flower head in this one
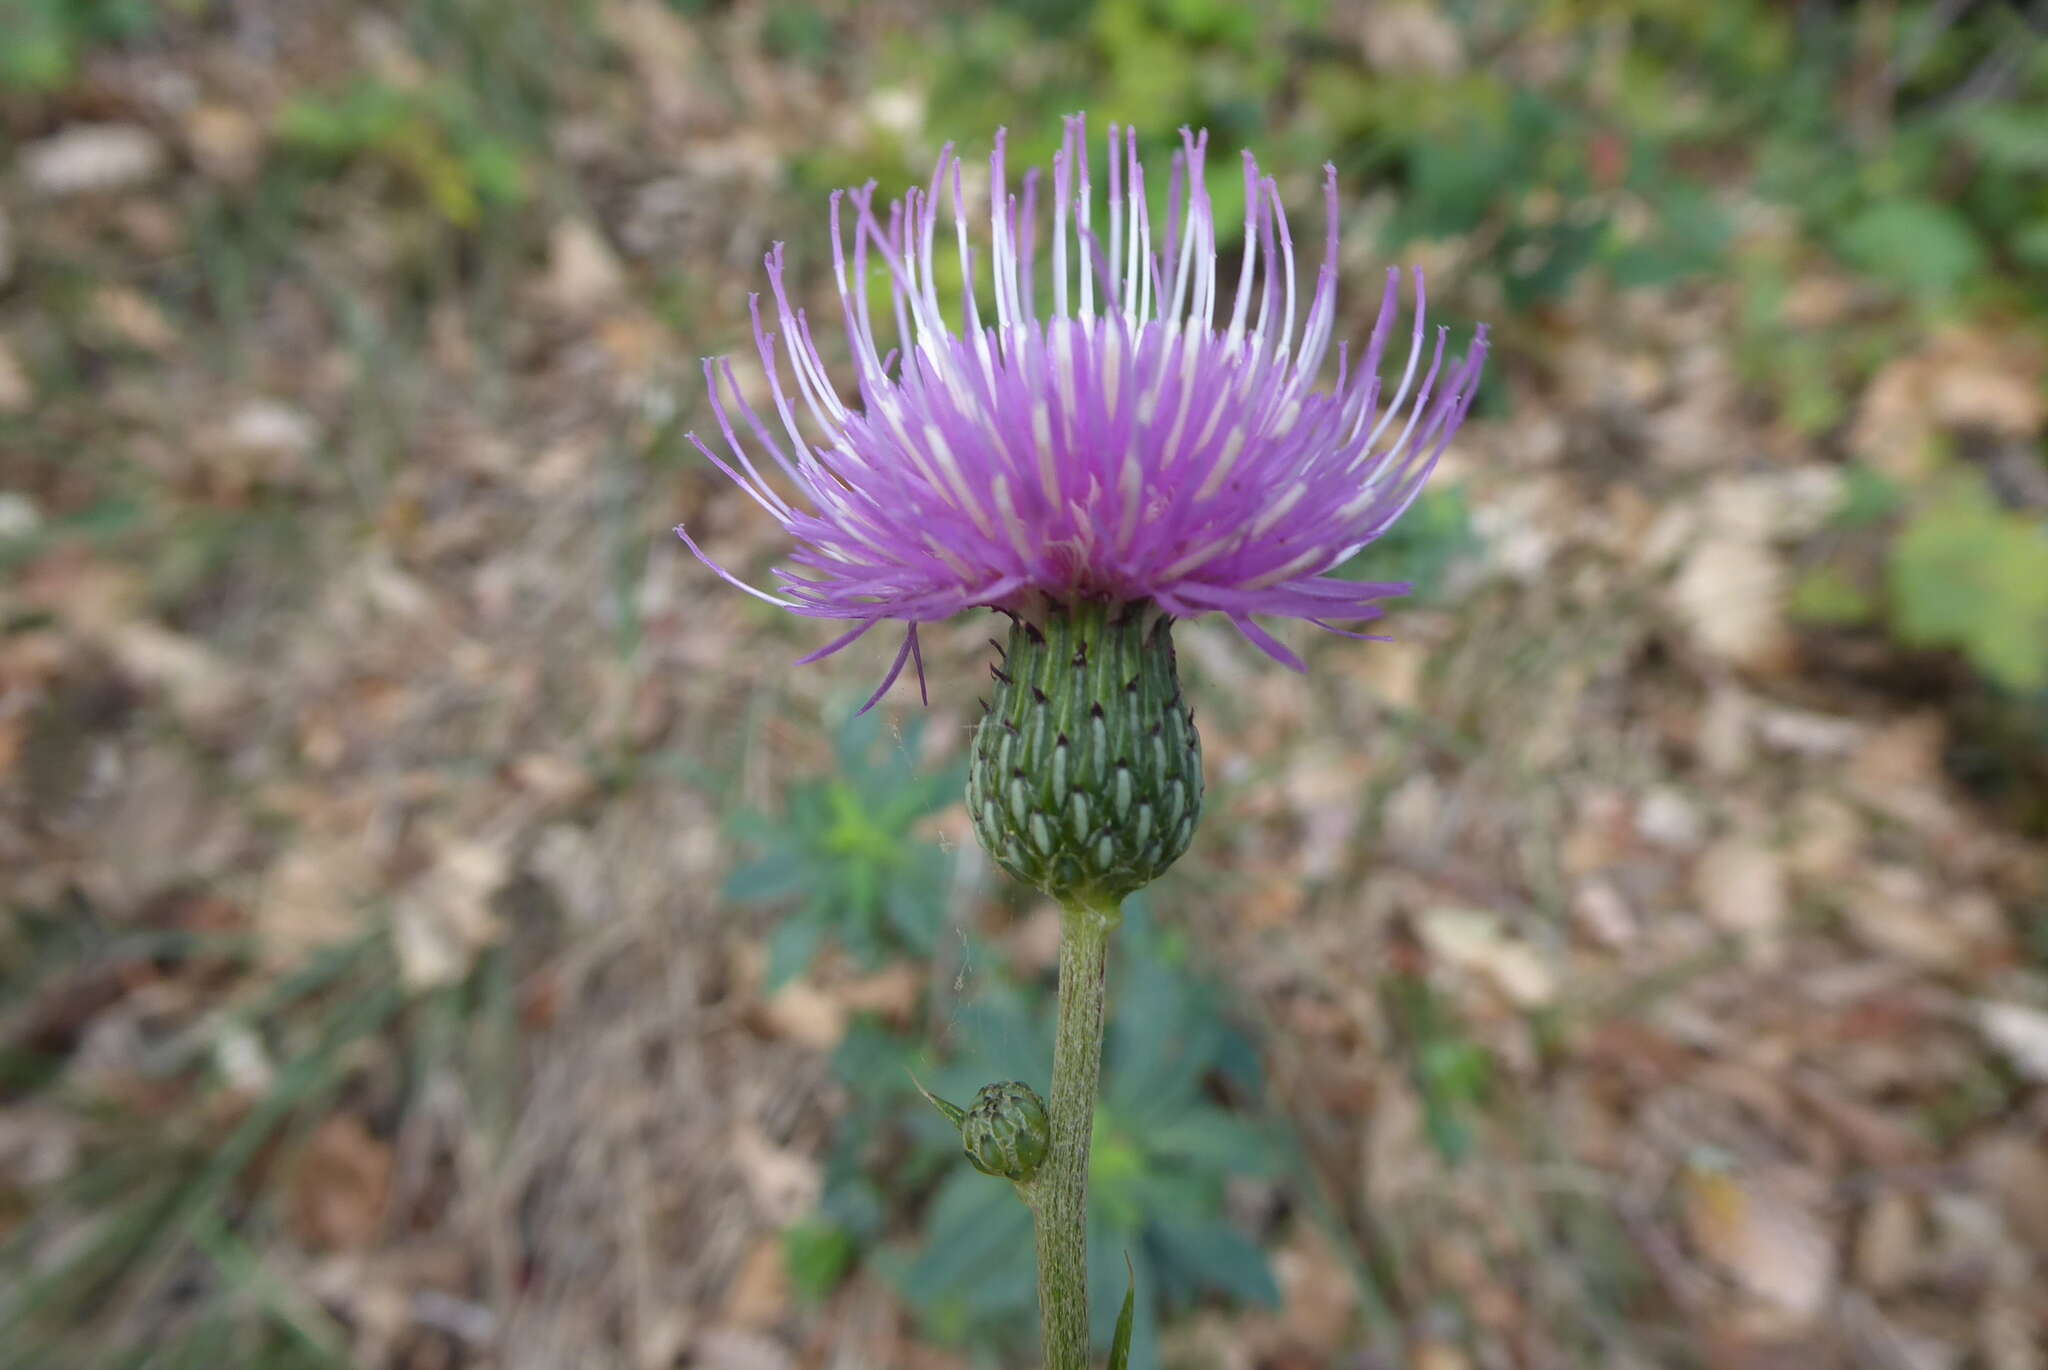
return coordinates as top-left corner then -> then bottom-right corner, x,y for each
679,116 -> 1488,710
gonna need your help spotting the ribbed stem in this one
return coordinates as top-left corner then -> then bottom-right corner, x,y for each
1027,897 -> 1117,1370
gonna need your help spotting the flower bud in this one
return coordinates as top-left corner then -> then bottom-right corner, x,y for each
968,598 -> 1203,905
960,1080 -> 1051,1182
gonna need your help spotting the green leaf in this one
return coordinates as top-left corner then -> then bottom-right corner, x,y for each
1141,1110 -> 1279,1175
881,851 -> 946,952
1421,1088 -> 1476,1163
1418,1035 -> 1493,1105
1151,1215 -> 1280,1306
1836,464 -> 1905,528
781,1219 -> 858,1303
763,914 -> 826,989
894,1167 -> 1036,1318
1790,565 -> 1877,626
1836,199 -> 1986,302
1399,113 -> 1522,238
1609,182 -> 1731,288
1106,1253 -> 1136,1370
1503,218 -> 1606,307
723,853 -> 809,905
1957,106 -> 2048,172
1890,477 -> 2048,691
2015,219 -> 2048,271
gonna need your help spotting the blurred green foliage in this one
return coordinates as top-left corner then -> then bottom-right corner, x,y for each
276,79 -> 530,227
802,902 -> 1282,1370
0,0 -> 153,92
723,709 -> 964,988
1334,485 -> 1482,601
1386,972 -> 1495,1165
0,927 -> 414,1369
1891,475 -> 2048,693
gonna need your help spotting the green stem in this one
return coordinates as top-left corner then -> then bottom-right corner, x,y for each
1027,897 -> 1118,1370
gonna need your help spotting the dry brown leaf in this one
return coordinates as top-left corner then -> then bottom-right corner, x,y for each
0,715 -> 22,784
688,1328 -> 792,1370
201,400 -> 321,492
1669,535 -> 1790,671
1845,869 -> 2005,973
1571,878 -> 1639,947
1346,636 -> 1429,710
0,1105 -> 81,1192
1782,269 -> 1860,329
183,104 -> 264,183
1694,839 -> 1788,962
543,219 -> 627,317
1470,480 -> 1561,582
1678,1164 -> 1837,1325
1854,1189 -> 1921,1294
1847,714 -> 1956,830
1698,684 -> 1756,775
1754,703 -> 1863,757
508,752 -> 595,807
1964,1134 -> 2048,1256
1973,1001 -> 2048,1084
1789,1069 -> 1933,1169
1240,870 -> 1309,928
865,87 -> 924,137
87,286 -> 177,353
1786,792 -> 1864,881
720,1235 -> 790,1330
600,0 -> 704,123
1637,786 -> 1706,851
1842,1295 -> 1963,1370
21,123 -> 166,196
1853,328 -> 2045,480
729,1122 -> 820,1226
1410,1342 -> 1473,1370
0,337 -> 31,414
393,839 -> 509,989
1704,469 -> 1844,543
261,840 -> 376,966
76,750 -> 247,911
1980,1294 -> 2046,1370
288,1115 -> 392,1251
1562,786 -> 1634,875
835,962 -> 922,1021
1418,908 -> 1556,1008
1269,1225 -> 1357,1354
755,969 -> 847,1048
528,822 -> 609,925
101,621 -> 245,731
1381,772 -> 1446,858
1007,902 -> 1064,972
1358,2 -> 1464,74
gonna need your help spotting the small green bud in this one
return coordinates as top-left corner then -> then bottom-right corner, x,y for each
967,597 -> 1203,905
959,1080 -> 1051,1182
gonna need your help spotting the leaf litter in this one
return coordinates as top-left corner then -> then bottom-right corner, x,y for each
2,5 -> 2046,1369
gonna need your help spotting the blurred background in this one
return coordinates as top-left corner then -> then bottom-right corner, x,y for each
3,2 -> 2047,1368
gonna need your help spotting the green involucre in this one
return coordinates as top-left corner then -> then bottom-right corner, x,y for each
960,1080 -> 1052,1182
967,599 -> 1203,904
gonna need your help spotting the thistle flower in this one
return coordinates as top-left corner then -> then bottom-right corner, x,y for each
682,116 -> 1487,903
678,115 -> 1489,707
